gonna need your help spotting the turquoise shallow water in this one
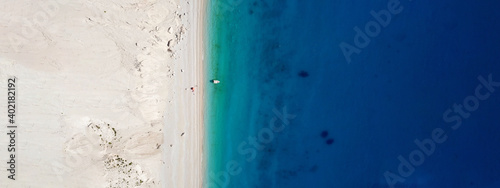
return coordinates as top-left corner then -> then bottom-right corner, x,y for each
205,0 -> 500,187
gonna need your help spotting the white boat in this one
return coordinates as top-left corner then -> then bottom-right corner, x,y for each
211,79 -> 220,84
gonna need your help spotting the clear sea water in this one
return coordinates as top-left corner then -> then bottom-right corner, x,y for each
205,0 -> 500,187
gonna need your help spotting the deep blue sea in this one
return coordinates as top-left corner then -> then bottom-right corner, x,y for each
205,0 -> 500,187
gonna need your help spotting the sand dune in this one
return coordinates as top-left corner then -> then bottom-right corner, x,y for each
0,0 -> 204,187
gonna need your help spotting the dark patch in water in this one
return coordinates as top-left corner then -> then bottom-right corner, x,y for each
298,71 -> 309,77
249,9 -> 254,15
326,138 -> 334,145
309,165 -> 318,172
276,169 -> 298,180
320,130 -> 328,138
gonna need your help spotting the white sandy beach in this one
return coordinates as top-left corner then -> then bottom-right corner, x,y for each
0,0 -> 204,187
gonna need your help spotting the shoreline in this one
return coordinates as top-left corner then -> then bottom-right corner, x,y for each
199,0 -> 208,186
